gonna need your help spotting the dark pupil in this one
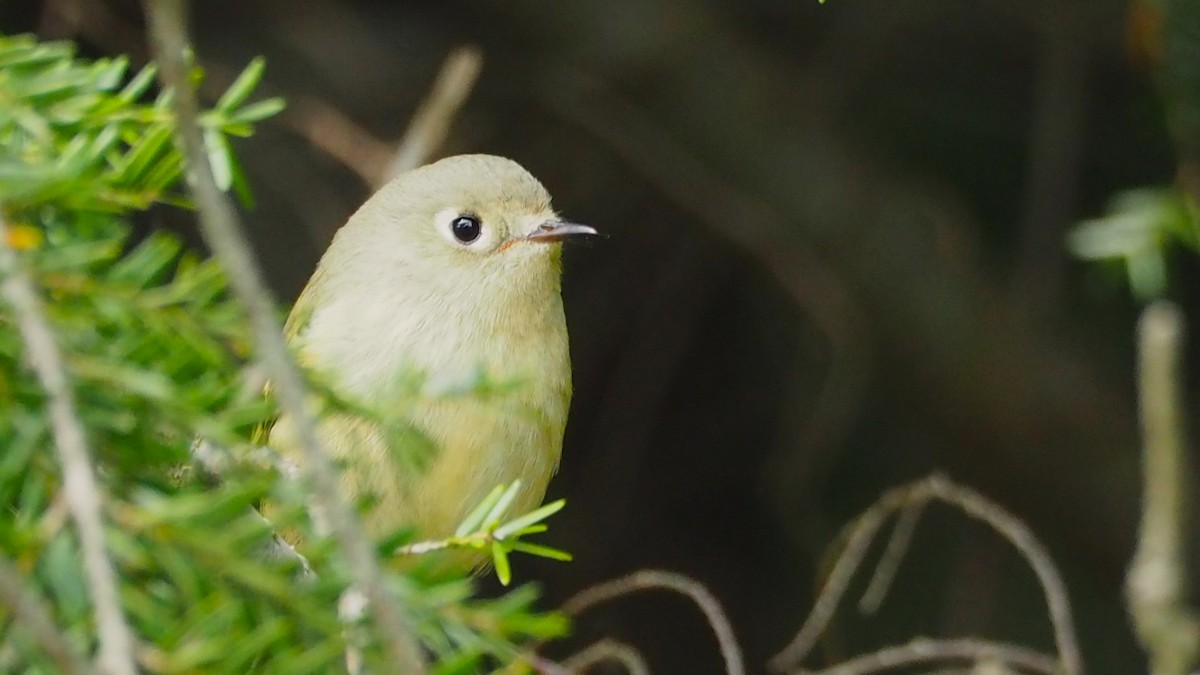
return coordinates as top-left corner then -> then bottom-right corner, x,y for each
451,216 -> 482,243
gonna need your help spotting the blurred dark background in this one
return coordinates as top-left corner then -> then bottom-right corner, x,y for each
5,0 -> 1199,672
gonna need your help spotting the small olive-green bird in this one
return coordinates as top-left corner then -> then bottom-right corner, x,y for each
266,154 -> 594,568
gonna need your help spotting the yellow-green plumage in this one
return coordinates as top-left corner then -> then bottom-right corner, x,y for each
267,155 -> 582,571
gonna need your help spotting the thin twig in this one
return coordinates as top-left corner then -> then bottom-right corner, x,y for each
768,484 -> 907,671
394,539 -> 453,556
562,639 -> 651,675
0,215 -> 137,675
142,1 -> 427,671
0,551 -> 95,675
858,496 -> 927,614
928,477 -> 1082,675
788,637 -> 1060,675
384,46 -> 482,183
278,47 -> 480,189
562,569 -> 745,675
769,475 -> 1082,675
1127,301 -> 1200,675
281,95 -> 394,187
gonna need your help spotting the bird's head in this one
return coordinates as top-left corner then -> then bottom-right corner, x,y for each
334,155 -> 596,299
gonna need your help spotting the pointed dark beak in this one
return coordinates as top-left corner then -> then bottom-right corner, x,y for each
524,221 -> 600,244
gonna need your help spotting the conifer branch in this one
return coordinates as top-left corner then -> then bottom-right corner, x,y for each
0,552 -> 95,675
0,215 -> 138,675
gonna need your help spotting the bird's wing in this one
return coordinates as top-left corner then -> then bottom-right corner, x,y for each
250,266 -> 327,448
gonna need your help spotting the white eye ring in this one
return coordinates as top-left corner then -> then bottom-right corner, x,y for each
436,207 -> 494,250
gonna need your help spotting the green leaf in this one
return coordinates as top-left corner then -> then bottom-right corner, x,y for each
203,128 -> 234,191
229,150 -> 255,207
228,97 -> 285,125
432,652 -> 484,675
216,57 -> 266,112
454,484 -> 505,537
118,63 -> 158,103
491,542 -> 512,586
494,499 -> 565,540
481,480 -> 523,528
116,123 -> 173,184
509,542 -> 573,562
93,56 -> 128,90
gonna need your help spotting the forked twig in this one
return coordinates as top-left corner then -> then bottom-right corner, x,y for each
769,474 -> 1080,675
280,46 -> 481,189
562,569 -> 745,675
768,484 -> 903,671
858,497 -> 926,614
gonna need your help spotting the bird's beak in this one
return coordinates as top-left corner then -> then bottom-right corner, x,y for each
524,221 -> 599,244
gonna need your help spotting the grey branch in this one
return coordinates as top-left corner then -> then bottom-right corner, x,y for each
769,474 -> 1081,675
0,551 -> 95,675
768,479 -> 902,671
1127,301 -> 1200,675
283,46 -> 482,190
384,46 -> 482,182
281,94 -> 395,187
142,1 -> 427,671
0,217 -> 138,675
787,637 -> 1060,675
562,638 -> 651,675
562,569 -> 745,675
858,497 -> 926,614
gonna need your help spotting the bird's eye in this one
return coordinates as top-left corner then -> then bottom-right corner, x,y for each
450,215 -> 482,244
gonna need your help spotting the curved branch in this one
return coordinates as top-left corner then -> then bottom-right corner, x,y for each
787,637 -> 1059,675
770,474 -> 1082,675
562,569 -> 744,675
562,638 -> 651,675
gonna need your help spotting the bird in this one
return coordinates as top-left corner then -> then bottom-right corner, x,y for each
263,154 -> 595,572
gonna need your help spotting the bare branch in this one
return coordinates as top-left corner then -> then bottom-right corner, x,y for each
768,483 -> 905,671
858,497 -> 926,614
0,215 -> 137,675
281,95 -> 394,187
924,477 -> 1082,675
0,551 -> 95,675
1127,301 -> 1200,675
562,569 -> 744,675
141,1 -> 426,671
786,637 -> 1059,675
384,46 -> 482,183
278,46 -> 480,191
769,475 -> 1081,675
562,639 -> 651,675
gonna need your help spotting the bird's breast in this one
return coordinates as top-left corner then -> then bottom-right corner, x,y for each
280,282 -> 572,542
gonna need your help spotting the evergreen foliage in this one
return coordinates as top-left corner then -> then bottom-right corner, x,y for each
0,34 -> 569,674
